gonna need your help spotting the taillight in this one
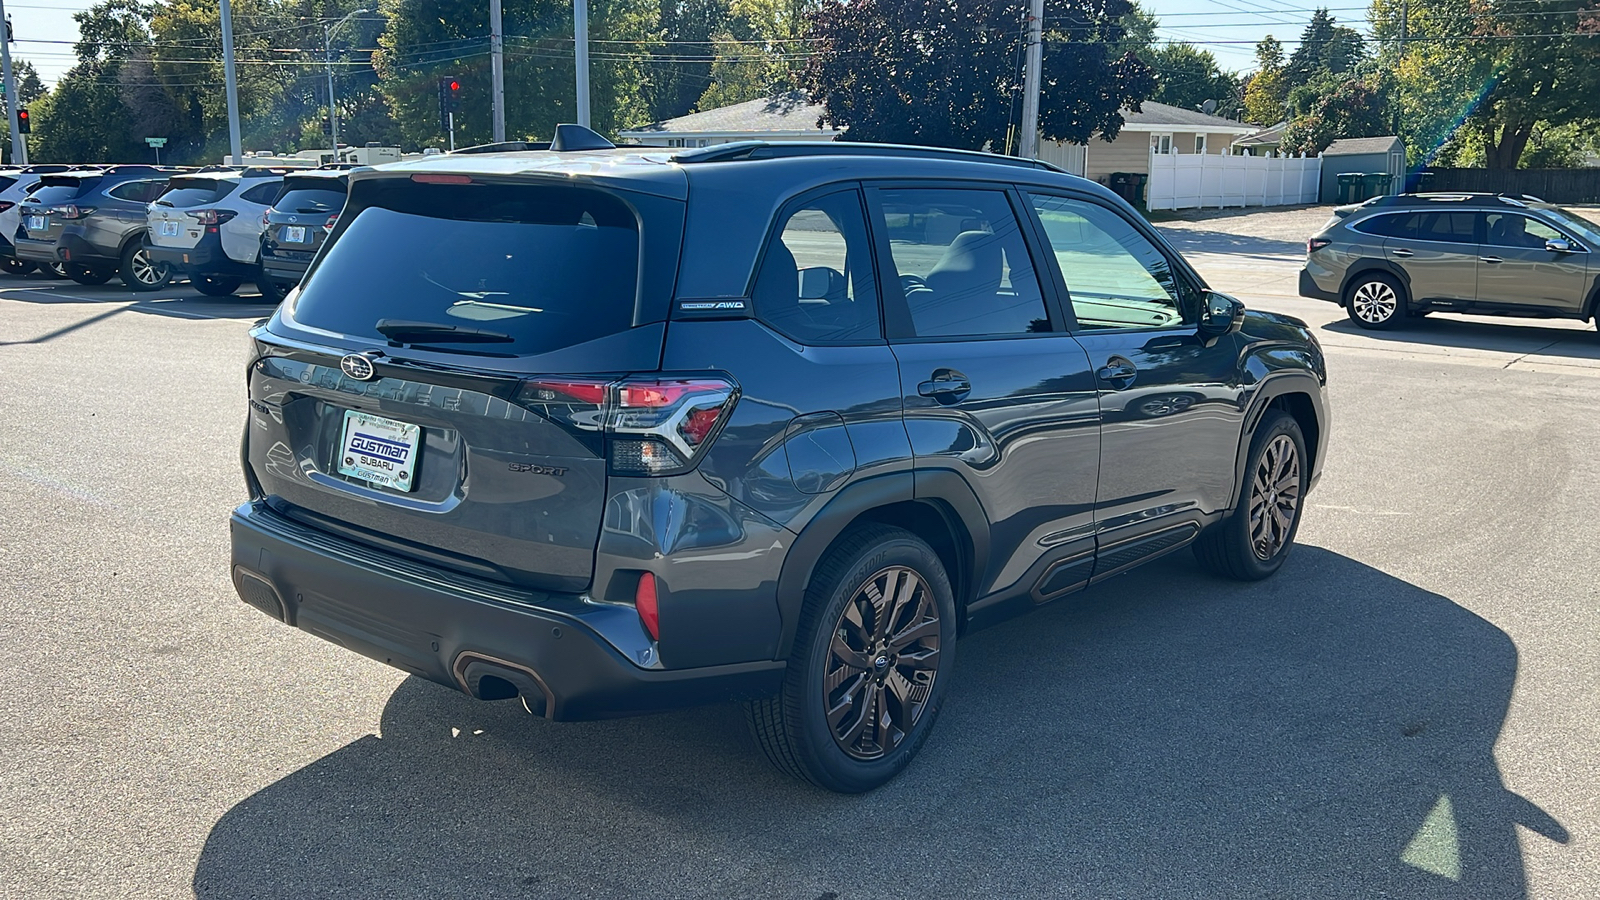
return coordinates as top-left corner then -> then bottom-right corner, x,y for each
323,212 -> 338,232
189,208 -> 237,226
0,201 -> 14,213
513,374 -> 738,476
1307,238 -> 1332,253
58,205 -> 95,219
261,207 -> 273,228
635,572 -> 660,641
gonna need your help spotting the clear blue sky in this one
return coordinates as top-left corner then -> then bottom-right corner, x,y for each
10,0 -> 1374,87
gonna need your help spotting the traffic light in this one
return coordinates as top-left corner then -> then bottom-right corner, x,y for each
436,76 -> 460,132
16,107 -> 29,134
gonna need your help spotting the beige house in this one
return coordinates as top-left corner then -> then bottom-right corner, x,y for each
1037,101 -> 1258,183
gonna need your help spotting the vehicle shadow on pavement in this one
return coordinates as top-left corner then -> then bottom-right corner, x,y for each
1321,317 -> 1600,361
0,284 -> 276,330
193,546 -> 1565,900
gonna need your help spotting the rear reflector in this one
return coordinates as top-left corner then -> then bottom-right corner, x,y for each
635,572 -> 660,641
411,174 -> 474,184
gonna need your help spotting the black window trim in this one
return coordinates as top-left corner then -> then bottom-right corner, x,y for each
1021,187 -> 1206,336
742,182 -> 887,346
862,179 -> 1067,343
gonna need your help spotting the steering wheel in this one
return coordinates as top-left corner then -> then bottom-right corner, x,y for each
900,273 -> 930,294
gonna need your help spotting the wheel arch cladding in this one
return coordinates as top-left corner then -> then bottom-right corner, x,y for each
1340,262 -> 1409,304
1234,371 -> 1324,501
774,474 -> 981,657
1270,392 -> 1321,475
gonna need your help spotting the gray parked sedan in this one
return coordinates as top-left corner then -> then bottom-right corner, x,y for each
1299,192 -> 1599,331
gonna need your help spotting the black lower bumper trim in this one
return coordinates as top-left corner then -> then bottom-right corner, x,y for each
229,502 -> 784,720
1299,269 -> 1340,302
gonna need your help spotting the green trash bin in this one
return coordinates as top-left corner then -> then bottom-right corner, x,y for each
1360,172 -> 1390,199
1335,173 -> 1361,204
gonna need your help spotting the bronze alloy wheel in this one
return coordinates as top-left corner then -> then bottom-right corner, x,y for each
825,565 -> 942,761
1248,433 -> 1302,560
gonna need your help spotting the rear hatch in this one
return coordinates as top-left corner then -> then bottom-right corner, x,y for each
248,172 -> 693,592
149,176 -> 236,250
20,176 -> 98,244
264,175 -> 346,264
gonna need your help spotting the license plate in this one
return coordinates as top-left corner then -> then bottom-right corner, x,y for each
337,410 -> 420,492
159,221 -> 180,237
27,216 -> 45,231
281,225 -> 306,243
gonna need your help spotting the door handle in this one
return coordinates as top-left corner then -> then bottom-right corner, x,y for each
1480,256 -> 1504,264
1097,358 -> 1138,390
917,376 -> 971,399
1391,248 -> 1414,257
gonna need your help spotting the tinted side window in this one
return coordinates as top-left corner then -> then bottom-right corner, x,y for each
1353,213 -> 1416,238
875,188 -> 1049,338
108,180 -> 161,202
1030,194 -> 1188,330
751,190 -> 879,342
1414,212 -> 1476,244
1484,213 -> 1562,249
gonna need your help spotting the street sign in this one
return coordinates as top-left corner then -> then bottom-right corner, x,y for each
145,137 -> 167,147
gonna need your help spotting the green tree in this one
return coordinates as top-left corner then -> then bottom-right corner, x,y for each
1146,42 -> 1241,117
1284,8 -> 1363,88
1279,78 -> 1389,155
1240,36 -> 1287,125
14,61 -> 48,104
374,0 -> 657,147
692,0 -> 817,112
803,0 -> 1156,150
645,0 -> 732,120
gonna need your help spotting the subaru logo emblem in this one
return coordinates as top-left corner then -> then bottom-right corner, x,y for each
340,354 -> 376,381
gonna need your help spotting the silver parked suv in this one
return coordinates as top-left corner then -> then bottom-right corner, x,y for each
1300,193 -> 1600,331
14,165 -> 181,289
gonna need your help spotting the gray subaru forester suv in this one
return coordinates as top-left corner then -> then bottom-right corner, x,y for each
1300,192 -> 1600,331
232,127 -> 1330,791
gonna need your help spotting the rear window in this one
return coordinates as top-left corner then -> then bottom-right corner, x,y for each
0,175 -> 15,193
290,182 -> 639,356
27,184 -> 89,204
274,187 -> 344,213
1352,213 -> 1416,238
157,181 -> 234,207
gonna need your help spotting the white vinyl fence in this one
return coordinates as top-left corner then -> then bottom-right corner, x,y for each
1145,152 -> 1322,210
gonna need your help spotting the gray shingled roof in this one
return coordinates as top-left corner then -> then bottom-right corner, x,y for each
1324,136 -> 1403,155
1122,100 -> 1251,130
622,91 -> 837,136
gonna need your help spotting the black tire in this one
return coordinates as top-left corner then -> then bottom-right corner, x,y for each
39,262 -> 69,279
1344,272 -> 1408,330
1194,410 -> 1308,581
255,267 -> 289,303
1,256 -> 34,276
120,243 -> 171,292
192,275 -> 242,297
746,524 -> 956,793
66,263 -> 115,286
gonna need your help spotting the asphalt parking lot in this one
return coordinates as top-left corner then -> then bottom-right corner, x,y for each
2,211 -> 1598,899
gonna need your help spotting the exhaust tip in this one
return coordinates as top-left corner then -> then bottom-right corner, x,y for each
453,652 -> 555,719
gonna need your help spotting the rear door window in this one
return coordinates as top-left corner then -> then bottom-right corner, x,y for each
1414,211 -> 1477,244
289,182 -> 640,357
751,189 -> 879,342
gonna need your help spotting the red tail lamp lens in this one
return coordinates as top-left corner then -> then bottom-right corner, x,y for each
635,572 -> 660,641
1307,238 -> 1331,253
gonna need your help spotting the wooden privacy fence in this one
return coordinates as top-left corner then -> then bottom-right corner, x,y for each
1414,168 -> 1600,203
1146,152 -> 1322,210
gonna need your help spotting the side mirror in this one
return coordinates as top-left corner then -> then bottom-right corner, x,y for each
1197,291 -> 1246,339
1546,238 -> 1577,253
798,266 -> 844,301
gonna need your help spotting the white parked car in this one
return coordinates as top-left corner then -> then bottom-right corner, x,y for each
145,167 -> 288,296
0,164 -> 81,276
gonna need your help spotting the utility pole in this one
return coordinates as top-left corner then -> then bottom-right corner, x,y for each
220,0 -> 243,165
324,9 -> 372,163
1394,0 -> 1408,136
574,0 -> 590,128
0,3 -> 26,166
1018,0 -> 1044,159
491,0 -> 506,141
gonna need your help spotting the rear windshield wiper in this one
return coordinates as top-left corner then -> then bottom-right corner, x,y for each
375,318 -> 515,344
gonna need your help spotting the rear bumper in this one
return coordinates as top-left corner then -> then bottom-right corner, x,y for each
148,232 -> 253,278
228,501 -> 785,721
13,235 -> 62,263
259,249 -> 310,285
1299,268 -> 1341,303
54,230 -> 116,266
